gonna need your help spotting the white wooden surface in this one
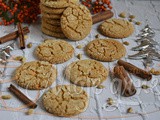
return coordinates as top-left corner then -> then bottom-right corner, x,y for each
0,0 -> 160,120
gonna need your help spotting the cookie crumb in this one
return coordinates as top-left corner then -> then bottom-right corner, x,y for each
107,98 -> 114,105
135,21 -> 141,25
96,85 -> 105,89
123,41 -> 129,46
22,57 -> 26,64
95,34 -> 100,38
1,95 -> 12,100
127,107 -> 133,113
24,35 -> 28,40
119,12 -> 126,18
141,85 -> 150,89
77,54 -> 82,60
27,43 -> 33,48
150,68 -> 160,75
14,56 -> 23,61
129,19 -> 133,22
26,109 -> 34,115
76,45 -> 83,49
129,15 -> 135,19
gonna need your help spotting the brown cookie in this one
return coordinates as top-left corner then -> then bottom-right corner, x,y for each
41,11 -> 61,19
42,17 -> 61,26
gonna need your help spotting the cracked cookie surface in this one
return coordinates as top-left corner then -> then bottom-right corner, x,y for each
42,85 -> 89,117
86,39 -> 126,62
14,61 -> 57,90
40,0 -> 78,8
61,4 -> 92,41
65,59 -> 108,87
99,18 -> 134,38
35,40 -> 74,64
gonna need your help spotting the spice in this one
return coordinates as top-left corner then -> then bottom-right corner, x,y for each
129,15 -> 135,19
117,60 -> 152,80
77,54 -> 82,60
92,10 -> 114,24
107,98 -> 114,105
114,66 -> 136,97
27,43 -> 33,48
76,45 -> 83,49
119,12 -> 126,18
96,85 -> 105,89
8,84 -> 37,108
95,34 -> 100,38
123,41 -> 129,46
135,21 -> 141,25
0,27 -> 30,44
127,107 -> 133,113
1,95 -> 12,100
17,23 -> 25,49
150,68 -> 160,75
26,109 -> 34,115
141,85 -> 150,89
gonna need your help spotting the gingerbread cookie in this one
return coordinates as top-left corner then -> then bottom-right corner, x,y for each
99,18 -> 134,38
65,59 -> 108,87
14,61 -> 57,90
42,21 -> 62,33
41,12 -> 61,19
86,39 -> 126,62
40,0 -> 79,8
35,39 -> 74,64
61,4 -> 92,41
40,4 -> 65,14
42,85 -> 89,117
42,17 -> 61,26
42,27 -> 66,38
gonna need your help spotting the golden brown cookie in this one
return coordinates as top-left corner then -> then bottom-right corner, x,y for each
42,21 -> 62,33
40,0 -> 79,8
42,17 -> 61,26
61,4 -> 92,41
14,61 -> 57,90
42,85 -> 89,117
35,39 -> 74,64
41,12 -> 61,19
42,27 -> 66,38
65,59 -> 108,87
86,39 -> 126,62
40,3 -> 65,14
99,18 -> 134,38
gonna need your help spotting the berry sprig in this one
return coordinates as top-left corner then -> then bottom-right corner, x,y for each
81,0 -> 112,14
0,0 -> 40,26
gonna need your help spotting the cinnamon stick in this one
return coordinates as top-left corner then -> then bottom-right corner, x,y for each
17,23 -> 25,49
92,10 -> 114,24
0,27 -> 29,44
8,84 -> 37,108
117,60 -> 152,80
114,66 -> 136,97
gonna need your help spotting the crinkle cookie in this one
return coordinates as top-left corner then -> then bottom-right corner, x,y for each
86,39 -> 126,62
14,61 -> 57,90
61,4 -> 92,41
40,0 -> 79,8
42,85 -> 89,117
35,39 -> 74,64
65,59 -> 108,87
99,18 -> 134,38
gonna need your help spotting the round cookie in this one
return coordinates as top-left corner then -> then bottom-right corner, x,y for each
42,27 -> 66,38
14,61 -> 57,90
41,0 -> 79,8
42,17 -> 61,26
65,59 -> 108,87
86,39 -> 126,62
42,85 -> 89,117
40,4 -> 65,14
35,40 -> 74,64
61,4 -> 92,41
41,12 -> 61,19
42,21 -> 62,33
99,18 -> 134,38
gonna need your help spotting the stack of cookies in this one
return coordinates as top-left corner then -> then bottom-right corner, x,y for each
40,0 -> 79,38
